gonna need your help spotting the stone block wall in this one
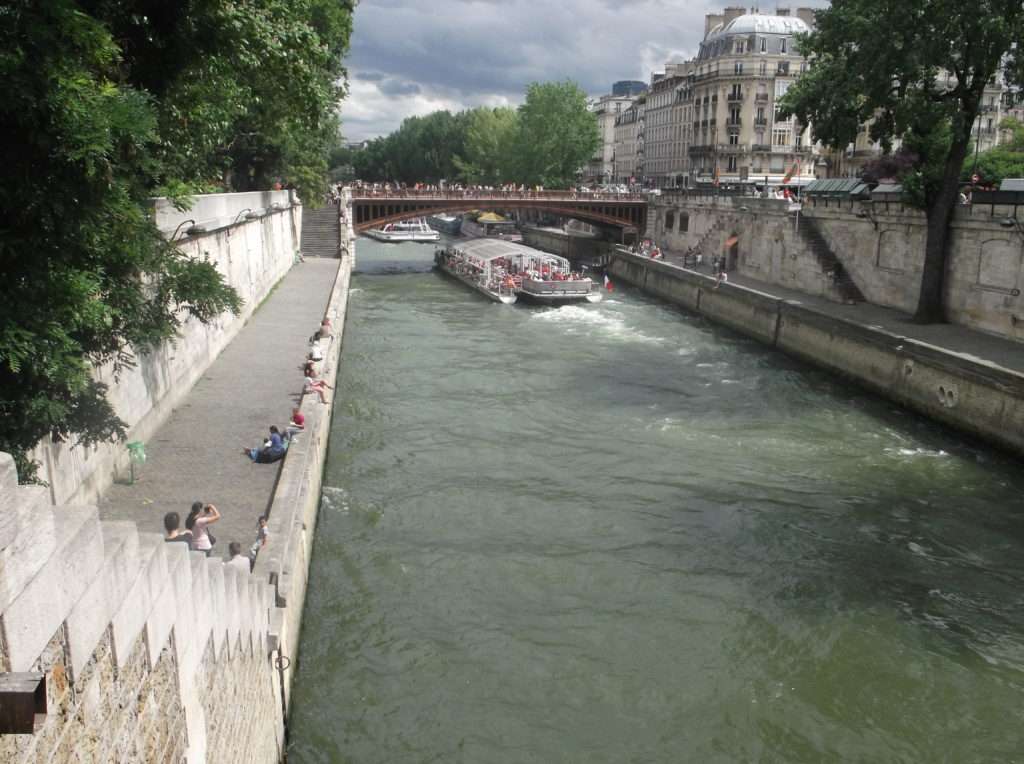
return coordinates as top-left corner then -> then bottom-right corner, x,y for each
650,194 -> 1024,341
30,193 -> 302,506
0,453 -> 284,764
609,252 -> 1024,459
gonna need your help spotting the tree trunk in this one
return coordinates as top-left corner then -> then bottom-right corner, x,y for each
913,138 -> 971,323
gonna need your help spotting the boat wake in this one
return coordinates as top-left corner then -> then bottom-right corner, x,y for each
531,305 -> 665,344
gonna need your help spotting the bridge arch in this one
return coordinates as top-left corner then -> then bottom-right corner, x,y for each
349,193 -> 647,235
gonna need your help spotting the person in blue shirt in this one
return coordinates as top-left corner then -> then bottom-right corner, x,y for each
242,426 -> 287,463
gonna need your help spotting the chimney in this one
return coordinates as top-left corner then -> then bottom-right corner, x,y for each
776,7 -> 791,16
796,7 -> 817,27
705,12 -> 725,37
724,6 -> 746,24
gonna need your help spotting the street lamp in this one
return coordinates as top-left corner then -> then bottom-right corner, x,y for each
171,219 -> 195,240
232,208 -> 253,225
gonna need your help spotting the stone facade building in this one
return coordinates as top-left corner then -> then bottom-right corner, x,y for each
644,62 -> 695,188
585,93 -> 636,183
689,7 -> 819,187
613,94 -> 645,184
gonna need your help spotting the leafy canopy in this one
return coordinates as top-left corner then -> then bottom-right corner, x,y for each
778,0 -> 1024,322
353,80 -> 599,188
0,0 -> 352,480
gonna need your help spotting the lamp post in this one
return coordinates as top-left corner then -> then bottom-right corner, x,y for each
170,219 -> 195,240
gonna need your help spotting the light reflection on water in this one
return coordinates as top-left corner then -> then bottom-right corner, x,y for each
288,238 -> 1024,763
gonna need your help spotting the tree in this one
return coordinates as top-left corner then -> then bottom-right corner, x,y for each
454,107 -> 519,184
515,81 -> 600,188
779,0 -> 1024,323
0,0 -> 353,481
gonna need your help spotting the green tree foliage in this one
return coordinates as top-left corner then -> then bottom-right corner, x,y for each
0,0 -> 352,481
779,0 -> 1024,323
353,81 -> 598,188
963,117 -> 1024,185
514,81 -> 600,188
454,107 -> 519,185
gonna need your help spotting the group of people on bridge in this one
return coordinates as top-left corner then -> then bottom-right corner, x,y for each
340,181 -> 642,202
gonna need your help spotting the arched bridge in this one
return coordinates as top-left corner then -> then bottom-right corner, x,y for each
349,189 -> 648,234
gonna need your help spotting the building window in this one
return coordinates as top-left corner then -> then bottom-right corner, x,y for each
778,61 -> 790,75
760,37 -> 767,53
679,213 -> 689,232
735,62 -> 744,75
781,38 -> 788,54
760,61 -> 767,76
665,211 -> 675,231
729,133 -> 739,145
727,156 -> 738,172
736,41 -> 745,54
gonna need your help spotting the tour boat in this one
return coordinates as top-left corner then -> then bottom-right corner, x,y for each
365,217 -> 440,242
461,212 -> 522,242
434,239 -> 601,305
427,213 -> 463,236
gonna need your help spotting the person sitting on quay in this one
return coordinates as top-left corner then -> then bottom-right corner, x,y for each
226,542 -> 251,575
243,425 -> 288,463
186,502 -> 220,557
305,374 -> 333,404
163,511 -> 193,546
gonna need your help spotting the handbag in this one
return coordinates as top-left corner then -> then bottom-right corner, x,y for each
208,531 -> 217,547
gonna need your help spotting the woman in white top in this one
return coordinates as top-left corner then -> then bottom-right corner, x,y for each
185,502 -> 221,557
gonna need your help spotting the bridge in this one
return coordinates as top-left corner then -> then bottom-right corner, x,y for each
349,189 -> 648,236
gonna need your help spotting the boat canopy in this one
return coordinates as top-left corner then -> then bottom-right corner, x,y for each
451,238 -> 571,268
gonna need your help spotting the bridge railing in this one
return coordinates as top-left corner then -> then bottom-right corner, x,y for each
349,189 -> 646,202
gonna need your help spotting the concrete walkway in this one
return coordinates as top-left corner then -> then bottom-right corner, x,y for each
658,250 -> 1024,377
99,258 -> 340,560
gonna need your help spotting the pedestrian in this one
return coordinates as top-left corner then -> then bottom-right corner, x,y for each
249,516 -> 270,571
305,375 -> 333,404
226,542 -> 250,574
163,512 -> 193,545
186,502 -> 220,557
714,269 -> 728,290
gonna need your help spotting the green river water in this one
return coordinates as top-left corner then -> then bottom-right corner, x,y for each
287,238 -> 1024,763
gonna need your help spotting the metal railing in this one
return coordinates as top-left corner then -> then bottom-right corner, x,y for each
349,188 -> 646,202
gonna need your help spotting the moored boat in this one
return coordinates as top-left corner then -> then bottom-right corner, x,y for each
365,217 -> 440,242
461,211 -> 522,242
434,239 -> 601,305
427,213 -> 463,236
434,241 -> 518,304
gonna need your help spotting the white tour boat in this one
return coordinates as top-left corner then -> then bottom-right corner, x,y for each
434,239 -> 601,305
365,217 -> 441,242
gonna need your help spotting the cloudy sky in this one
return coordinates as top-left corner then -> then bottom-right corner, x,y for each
342,0 -> 831,141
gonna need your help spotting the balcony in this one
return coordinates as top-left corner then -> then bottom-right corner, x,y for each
755,92 -> 769,102
751,144 -> 771,152
721,143 -> 748,154
726,117 -> 742,127
754,117 -> 768,127
979,104 -> 998,113
727,92 -> 744,103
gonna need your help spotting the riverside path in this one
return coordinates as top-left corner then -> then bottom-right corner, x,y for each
98,257 -> 340,558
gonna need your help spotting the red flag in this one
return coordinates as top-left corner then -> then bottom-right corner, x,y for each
713,165 -> 720,187
782,161 -> 800,185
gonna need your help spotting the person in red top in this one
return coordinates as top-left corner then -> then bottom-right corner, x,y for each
291,407 -> 305,429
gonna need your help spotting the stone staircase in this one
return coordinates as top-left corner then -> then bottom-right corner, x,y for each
797,216 -> 866,303
300,204 -> 341,258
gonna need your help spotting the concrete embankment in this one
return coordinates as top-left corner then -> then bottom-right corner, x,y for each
1,196 -> 353,764
610,252 -> 1024,458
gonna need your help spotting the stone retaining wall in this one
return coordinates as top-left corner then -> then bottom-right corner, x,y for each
650,195 -> 1024,341
0,453 -> 283,763
609,252 -> 1024,458
32,192 -> 301,507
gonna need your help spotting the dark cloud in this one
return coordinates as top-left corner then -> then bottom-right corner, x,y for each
342,0 -> 832,140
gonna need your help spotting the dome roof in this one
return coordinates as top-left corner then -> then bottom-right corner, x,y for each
709,13 -> 810,39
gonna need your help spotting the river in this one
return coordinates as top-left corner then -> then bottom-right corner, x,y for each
287,238 -> 1024,763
